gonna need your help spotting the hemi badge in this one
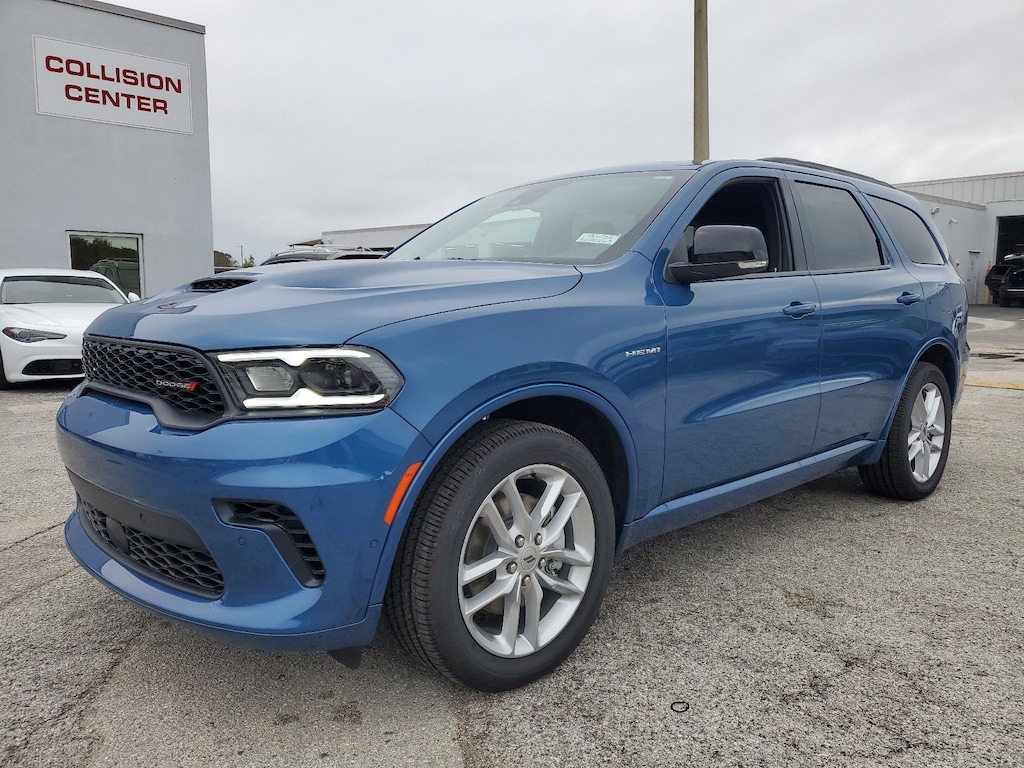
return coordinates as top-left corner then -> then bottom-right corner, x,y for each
625,346 -> 661,358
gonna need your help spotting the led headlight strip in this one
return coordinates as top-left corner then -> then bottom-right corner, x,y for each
216,348 -> 371,367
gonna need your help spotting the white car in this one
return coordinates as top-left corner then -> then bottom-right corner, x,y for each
0,268 -> 133,387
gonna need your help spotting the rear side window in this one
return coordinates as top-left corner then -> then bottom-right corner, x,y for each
794,182 -> 883,271
870,196 -> 946,265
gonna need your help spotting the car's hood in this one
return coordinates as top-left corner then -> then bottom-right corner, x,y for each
87,260 -> 582,349
1,302 -> 122,330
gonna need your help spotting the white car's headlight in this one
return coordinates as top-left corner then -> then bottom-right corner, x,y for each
2,327 -> 68,343
215,347 -> 403,411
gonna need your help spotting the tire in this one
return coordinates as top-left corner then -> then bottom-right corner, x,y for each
0,350 -> 13,390
989,288 -> 999,304
999,290 -> 1010,307
859,362 -> 951,501
385,419 -> 615,691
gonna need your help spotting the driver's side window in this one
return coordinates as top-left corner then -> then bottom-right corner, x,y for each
678,179 -> 790,272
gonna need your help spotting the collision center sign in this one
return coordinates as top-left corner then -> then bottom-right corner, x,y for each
33,36 -> 193,134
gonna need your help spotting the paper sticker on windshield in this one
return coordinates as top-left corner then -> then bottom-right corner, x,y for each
576,233 -> 619,245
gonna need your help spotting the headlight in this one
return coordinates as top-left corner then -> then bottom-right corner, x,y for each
2,327 -> 68,343
215,347 -> 403,410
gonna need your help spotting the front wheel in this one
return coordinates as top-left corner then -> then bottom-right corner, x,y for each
385,419 -> 615,691
859,362 -> 952,500
0,350 -> 13,390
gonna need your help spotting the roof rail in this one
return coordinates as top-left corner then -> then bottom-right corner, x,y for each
759,157 -> 893,189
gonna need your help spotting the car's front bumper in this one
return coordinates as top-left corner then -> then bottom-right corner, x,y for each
57,388 -> 430,651
0,332 -> 84,382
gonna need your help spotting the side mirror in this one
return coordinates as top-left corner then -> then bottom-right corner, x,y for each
665,225 -> 769,284
127,292 -> 141,302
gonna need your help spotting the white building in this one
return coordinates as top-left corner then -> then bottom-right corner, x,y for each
0,0 -> 212,297
898,171 -> 1024,304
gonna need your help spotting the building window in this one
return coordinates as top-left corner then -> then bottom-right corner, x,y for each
68,232 -> 142,295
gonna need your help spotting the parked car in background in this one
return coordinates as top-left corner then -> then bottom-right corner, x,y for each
88,258 -> 141,297
261,246 -> 389,266
0,268 -> 132,387
997,260 -> 1024,306
58,159 -> 968,691
985,254 -> 1024,304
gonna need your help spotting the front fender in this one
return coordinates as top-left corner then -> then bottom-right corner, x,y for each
366,382 -> 640,607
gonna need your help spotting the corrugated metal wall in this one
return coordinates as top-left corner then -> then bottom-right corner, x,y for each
897,173 -> 1024,205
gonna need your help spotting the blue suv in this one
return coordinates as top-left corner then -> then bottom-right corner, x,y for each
58,159 -> 969,691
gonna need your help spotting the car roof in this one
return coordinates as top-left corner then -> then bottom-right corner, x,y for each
522,158 -> 897,191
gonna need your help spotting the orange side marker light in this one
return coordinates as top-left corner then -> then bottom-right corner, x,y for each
384,462 -> 422,525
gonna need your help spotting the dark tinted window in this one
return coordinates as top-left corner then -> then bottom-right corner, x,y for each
1008,264 -> 1024,286
794,182 -> 882,271
682,179 -> 790,272
1,275 -> 125,304
870,196 -> 945,265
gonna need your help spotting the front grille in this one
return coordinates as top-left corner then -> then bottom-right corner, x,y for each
220,501 -> 325,586
81,501 -> 224,597
82,337 -> 225,417
189,277 -> 254,292
22,359 -> 83,376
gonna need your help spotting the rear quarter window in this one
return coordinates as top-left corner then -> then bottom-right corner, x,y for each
870,196 -> 946,266
793,182 -> 883,271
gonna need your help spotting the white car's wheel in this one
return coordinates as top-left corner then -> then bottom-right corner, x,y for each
0,350 -> 13,389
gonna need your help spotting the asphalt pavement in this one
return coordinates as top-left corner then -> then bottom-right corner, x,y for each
1,305 -> 1022,768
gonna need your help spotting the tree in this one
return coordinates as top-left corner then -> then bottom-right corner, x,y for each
214,250 -> 236,267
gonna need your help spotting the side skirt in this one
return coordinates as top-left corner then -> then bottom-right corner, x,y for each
616,439 -> 877,553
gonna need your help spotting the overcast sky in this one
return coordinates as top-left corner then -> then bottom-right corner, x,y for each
124,0 -> 1024,263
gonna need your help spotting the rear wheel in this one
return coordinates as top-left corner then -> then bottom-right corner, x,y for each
999,290 -> 1010,307
859,362 -> 951,500
386,419 -> 614,691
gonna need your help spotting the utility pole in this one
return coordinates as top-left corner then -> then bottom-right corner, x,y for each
693,0 -> 709,162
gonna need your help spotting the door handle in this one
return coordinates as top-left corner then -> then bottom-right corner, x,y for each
897,292 -> 923,305
782,301 -> 817,318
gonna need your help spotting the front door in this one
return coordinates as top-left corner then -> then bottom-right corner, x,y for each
657,173 -> 822,502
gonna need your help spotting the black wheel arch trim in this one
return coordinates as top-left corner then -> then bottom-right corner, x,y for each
869,339 -> 961,465
366,382 -> 639,609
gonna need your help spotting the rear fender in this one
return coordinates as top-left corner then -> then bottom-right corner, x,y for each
861,338 -> 960,466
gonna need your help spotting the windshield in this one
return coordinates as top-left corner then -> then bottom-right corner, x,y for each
388,171 -> 693,265
1,276 -> 126,304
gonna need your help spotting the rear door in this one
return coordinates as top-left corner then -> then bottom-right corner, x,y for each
789,177 -> 927,454
868,194 -> 967,357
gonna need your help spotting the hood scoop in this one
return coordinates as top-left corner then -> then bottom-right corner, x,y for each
189,277 -> 254,293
